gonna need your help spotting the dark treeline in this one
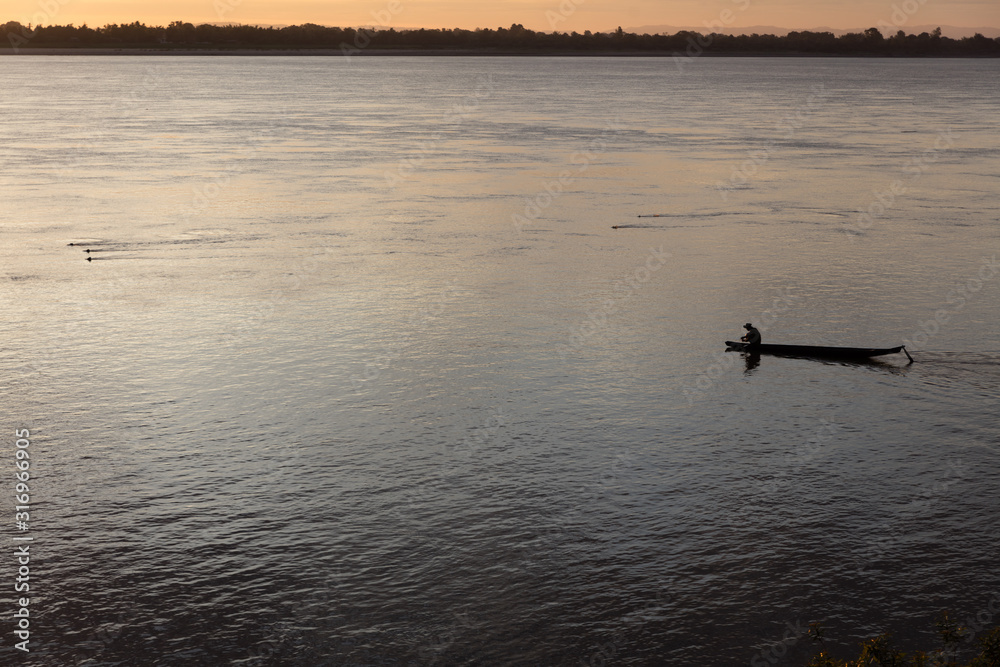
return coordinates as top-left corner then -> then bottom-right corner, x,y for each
3,20 -> 1000,56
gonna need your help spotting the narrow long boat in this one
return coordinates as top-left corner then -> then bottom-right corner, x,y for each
725,341 -> 912,361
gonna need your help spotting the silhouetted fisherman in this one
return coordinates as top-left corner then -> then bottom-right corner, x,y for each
741,322 -> 761,347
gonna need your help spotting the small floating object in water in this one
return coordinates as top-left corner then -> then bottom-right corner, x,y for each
637,214 -> 664,218
86,256 -> 93,262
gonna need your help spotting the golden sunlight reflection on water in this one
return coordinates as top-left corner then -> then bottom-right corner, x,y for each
0,56 -> 997,664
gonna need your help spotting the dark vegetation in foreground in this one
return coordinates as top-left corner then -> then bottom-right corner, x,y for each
2,21 -> 1000,56
802,615 -> 1000,666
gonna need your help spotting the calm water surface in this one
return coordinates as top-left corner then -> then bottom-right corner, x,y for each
1,56 -> 998,665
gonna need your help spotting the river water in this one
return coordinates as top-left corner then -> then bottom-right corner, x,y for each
1,55 -> 998,665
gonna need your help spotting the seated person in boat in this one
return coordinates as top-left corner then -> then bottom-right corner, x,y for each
741,322 -> 761,346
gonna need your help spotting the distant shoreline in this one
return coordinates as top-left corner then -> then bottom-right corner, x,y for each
4,22 -> 996,57
1,47 -> 997,57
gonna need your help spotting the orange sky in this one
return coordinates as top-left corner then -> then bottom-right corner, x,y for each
6,0 -> 999,32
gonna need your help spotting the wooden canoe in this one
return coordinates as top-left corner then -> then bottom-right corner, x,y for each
725,341 -> 908,360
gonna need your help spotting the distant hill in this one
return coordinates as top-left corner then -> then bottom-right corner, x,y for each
200,22 -> 289,28
624,24 -> 1000,39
